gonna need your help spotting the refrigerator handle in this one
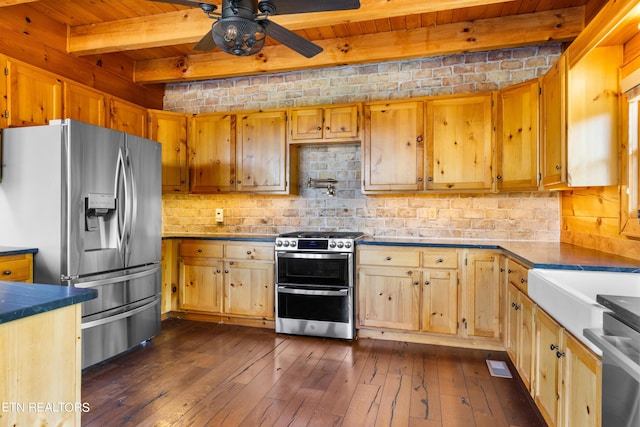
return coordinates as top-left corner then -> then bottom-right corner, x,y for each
124,144 -> 137,265
115,147 -> 129,262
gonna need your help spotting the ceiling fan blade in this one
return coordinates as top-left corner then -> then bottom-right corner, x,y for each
264,0 -> 360,15
262,20 -> 322,58
193,29 -> 217,51
148,0 -> 212,7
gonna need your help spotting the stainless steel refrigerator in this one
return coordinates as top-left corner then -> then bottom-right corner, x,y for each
0,119 -> 162,368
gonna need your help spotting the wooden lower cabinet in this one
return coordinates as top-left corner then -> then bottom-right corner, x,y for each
358,266 -> 421,330
357,246 -> 503,349
0,253 -> 33,283
224,260 -> 274,318
177,240 -> 274,325
535,308 -> 602,427
505,282 -> 536,391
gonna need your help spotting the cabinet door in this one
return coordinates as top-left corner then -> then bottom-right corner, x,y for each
561,332 -> 601,427
189,113 -> 236,193
63,82 -> 106,127
535,308 -> 564,427
567,46 -> 621,187
426,94 -> 493,191
505,283 -> 520,361
237,110 -> 288,193
179,257 -> 222,313
540,55 -> 567,188
421,269 -> 457,335
620,95 -> 640,237
324,105 -> 359,139
224,260 -> 274,318
497,79 -> 539,191
363,101 -> 425,192
465,251 -> 500,338
149,110 -> 188,193
290,107 -> 323,140
518,292 -> 535,393
109,97 -> 148,137
6,60 -> 62,127
357,267 -> 420,330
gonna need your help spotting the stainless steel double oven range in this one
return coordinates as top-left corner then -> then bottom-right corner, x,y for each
275,231 -> 364,340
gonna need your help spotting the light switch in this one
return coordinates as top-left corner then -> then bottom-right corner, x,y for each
215,208 -> 224,223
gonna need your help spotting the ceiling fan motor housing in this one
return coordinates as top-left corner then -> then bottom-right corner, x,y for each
212,0 -> 266,56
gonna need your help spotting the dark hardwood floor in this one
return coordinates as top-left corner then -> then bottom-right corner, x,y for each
81,319 -> 545,427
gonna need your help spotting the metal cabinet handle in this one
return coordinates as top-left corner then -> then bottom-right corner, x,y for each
496,175 -> 502,180
508,269 -> 513,274
521,278 -> 527,284
3,270 -> 11,276
216,269 -> 221,273
413,281 -> 419,286
197,248 -> 203,253
385,256 -> 392,261
247,251 -> 252,255
224,270 -> 229,274
555,165 -> 562,170
437,258 -> 444,263
556,351 -> 566,358
550,344 -> 559,351
317,126 -> 322,131
424,280 -> 430,285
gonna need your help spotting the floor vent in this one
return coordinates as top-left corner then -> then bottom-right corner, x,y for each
486,360 -> 512,378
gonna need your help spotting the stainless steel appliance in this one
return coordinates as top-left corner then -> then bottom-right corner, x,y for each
274,231 -> 363,340
0,119 -> 161,368
585,295 -> 640,427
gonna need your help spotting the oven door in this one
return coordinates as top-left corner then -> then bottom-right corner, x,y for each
276,252 -> 352,287
275,285 -> 354,339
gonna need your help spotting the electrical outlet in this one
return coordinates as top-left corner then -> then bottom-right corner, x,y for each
428,207 -> 437,220
215,208 -> 224,223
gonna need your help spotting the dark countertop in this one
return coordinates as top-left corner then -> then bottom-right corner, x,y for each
0,281 -> 97,325
359,237 -> 640,272
0,246 -> 38,256
163,234 -> 640,272
597,294 -> 640,331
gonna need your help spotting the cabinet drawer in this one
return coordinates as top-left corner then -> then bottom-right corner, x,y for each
422,250 -> 458,269
358,248 -> 420,267
225,243 -> 274,261
507,259 -> 529,293
179,241 -> 223,258
0,255 -> 33,282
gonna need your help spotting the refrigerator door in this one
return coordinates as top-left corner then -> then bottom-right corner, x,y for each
65,120 -> 127,278
123,134 -> 161,268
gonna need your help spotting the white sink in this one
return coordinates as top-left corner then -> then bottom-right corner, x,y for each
528,268 -> 640,355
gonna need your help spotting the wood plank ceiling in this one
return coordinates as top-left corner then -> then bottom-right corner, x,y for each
0,0 -> 602,86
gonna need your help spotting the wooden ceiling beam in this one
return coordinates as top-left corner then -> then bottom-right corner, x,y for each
134,7 -> 584,84
68,0 -> 513,55
0,0 -> 37,6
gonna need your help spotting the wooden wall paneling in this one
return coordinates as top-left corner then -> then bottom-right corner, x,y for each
0,8 -> 163,109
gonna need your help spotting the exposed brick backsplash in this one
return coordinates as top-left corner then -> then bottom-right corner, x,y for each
162,45 -> 561,240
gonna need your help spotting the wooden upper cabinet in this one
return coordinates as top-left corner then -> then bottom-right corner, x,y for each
542,48 -> 622,189
148,110 -> 188,193
63,82 -> 106,127
109,96 -> 148,138
621,91 -> 640,237
237,110 -> 288,193
426,93 -> 493,191
497,79 -> 540,191
567,46 -> 621,187
5,59 -> 62,127
362,100 -> 425,192
540,55 -> 567,188
289,104 -> 360,143
189,113 -> 236,193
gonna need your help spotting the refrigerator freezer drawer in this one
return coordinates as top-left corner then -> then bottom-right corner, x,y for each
74,264 -> 161,318
81,297 -> 160,369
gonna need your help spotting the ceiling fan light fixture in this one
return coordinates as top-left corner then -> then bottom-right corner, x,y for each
212,17 -> 266,56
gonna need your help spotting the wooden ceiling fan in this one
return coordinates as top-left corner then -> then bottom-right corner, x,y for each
150,0 -> 361,57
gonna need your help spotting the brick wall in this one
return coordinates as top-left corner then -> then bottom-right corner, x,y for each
162,45 -> 562,240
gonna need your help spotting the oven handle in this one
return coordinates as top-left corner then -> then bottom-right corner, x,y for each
584,328 -> 640,381
276,252 -> 350,260
277,286 -> 349,297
